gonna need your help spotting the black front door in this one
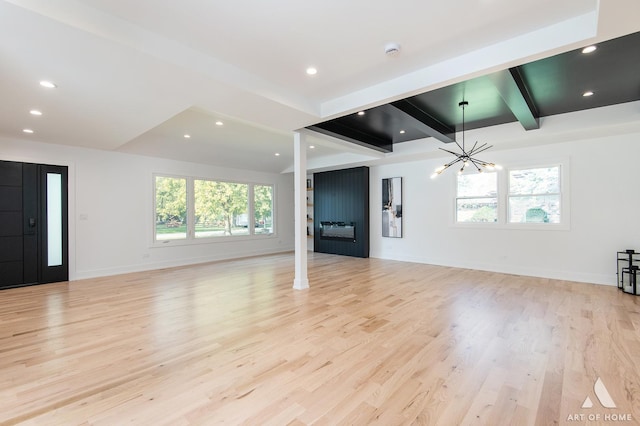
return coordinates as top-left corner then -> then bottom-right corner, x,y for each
0,160 -> 68,289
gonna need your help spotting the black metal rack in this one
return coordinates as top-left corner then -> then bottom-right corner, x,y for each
617,250 -> 640,295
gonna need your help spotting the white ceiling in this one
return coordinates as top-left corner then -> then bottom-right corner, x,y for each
1,0 -> 639,173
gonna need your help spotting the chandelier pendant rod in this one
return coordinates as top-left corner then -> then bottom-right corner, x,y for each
460,100 -> 466,154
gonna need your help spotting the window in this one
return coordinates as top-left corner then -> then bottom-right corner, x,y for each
456,172 -> 498,222
254,185 -> 273,235
508,166 -> 561,224
452,161 -> 568,228
155,176 -> 187,241
154,175 -> 274,243
194,180 -> 248,238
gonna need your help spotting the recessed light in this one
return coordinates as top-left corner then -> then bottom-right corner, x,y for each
183,134 -> 191,139
306,67 -> 318,76
583,91 -> 594,97
309,145 -> 315,149
39,81 -> 57,89
357,111 -> 365,116
582,45 -> 597,54
215,121 -> 224,126
399,130 -> 406,134
23,128 -> 34,134
30,110 -> 43,116
275,153 -> 281,156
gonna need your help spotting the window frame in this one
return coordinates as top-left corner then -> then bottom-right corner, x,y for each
450,158 -> 570,230
152,174 -> 276,247
507,165 -> 561,225
193,179 -> 251,239
154,174 -> 189,243
506,161 -> 569,230
454,171 -> 499,224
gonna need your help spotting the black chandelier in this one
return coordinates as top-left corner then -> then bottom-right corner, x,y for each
430,101 -> 500,178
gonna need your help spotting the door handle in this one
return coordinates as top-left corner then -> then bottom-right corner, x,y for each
29,218 -> 36,227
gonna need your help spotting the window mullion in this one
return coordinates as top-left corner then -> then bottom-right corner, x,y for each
187,177 -> 195,239
248,184 -> 255,235
509,192 -> 560,197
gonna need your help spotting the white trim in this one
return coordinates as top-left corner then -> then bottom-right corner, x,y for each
450,157 -> 571,230
454,171 -> 498,224
506,159 -> 571,231
75,248 -> 293,281
151,173 -> 276,248
369,252 -> 616,287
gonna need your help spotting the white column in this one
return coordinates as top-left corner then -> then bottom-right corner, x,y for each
293,131 -> 309,290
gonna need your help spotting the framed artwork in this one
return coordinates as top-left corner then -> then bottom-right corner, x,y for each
382,177 -> 402,238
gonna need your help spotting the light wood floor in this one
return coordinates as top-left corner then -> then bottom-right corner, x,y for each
1,253 -> 639,425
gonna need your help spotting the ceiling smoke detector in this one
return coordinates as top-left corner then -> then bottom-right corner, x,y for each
384,42 -> 401,57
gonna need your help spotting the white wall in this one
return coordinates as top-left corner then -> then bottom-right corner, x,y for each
2,102 -> 638,287
370,129 -> 640,286
0,137 -> 295,280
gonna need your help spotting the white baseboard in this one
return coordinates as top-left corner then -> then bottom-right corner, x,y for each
369,252 -> 616,287
75,247 -> 616,287
74,247 -> 294,281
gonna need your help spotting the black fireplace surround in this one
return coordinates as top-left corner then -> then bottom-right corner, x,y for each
313,166 -> 369,258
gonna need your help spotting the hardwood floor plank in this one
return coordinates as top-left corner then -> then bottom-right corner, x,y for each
0,253 -> 639,425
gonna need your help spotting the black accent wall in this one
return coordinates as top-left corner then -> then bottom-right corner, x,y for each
313,166 -> 369,258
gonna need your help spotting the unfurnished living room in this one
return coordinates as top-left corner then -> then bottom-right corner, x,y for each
1,1 -> 639,425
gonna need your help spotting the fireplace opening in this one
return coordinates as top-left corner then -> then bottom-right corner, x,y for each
319,221 -> 356,242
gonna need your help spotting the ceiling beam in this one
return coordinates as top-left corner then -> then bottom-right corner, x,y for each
307,122 -> 393,153
488,67 -> 540,130
389,99 -> 456,143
